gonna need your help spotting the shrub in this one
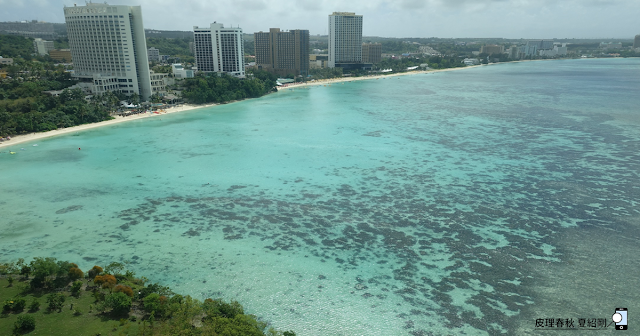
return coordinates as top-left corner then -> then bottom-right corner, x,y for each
13,314 -> 35,334
73,308 -> 83,316
94,274 -> 116,289
28,299 -> 40,312
46,292 -> 66,312
8,276 -> 14,286
143,293 -> 161,314
12,297 -> 26,312
204,299 -> 244,319
2,300 -> 12,313
71,280 -> 82,296
69,267 -> 84,281
114,285 -> 133,297
104,292 -> 131,315
20,266 -> 31,277
87,265 -> 103,278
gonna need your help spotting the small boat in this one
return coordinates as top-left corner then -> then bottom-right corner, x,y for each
33,144 -> 38,147
10,151 -> 16,154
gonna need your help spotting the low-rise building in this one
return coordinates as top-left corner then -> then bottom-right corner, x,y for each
149,71 -> 168,94
309,54 -> 329,69
49,49 -> 72,62
463,58 -> 480,66
171,63 -> 194,79
0,57 -> 14,65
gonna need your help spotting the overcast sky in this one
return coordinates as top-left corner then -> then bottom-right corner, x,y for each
1,0 -> 638,38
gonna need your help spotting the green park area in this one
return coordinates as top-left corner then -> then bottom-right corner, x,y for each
0,258 -> 295,336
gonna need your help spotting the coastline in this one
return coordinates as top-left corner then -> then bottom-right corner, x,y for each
0,102 -> 218,149
276,65 -> 483,91
0,63 -> 486,149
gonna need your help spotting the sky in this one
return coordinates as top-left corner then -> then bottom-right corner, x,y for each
1,0 -> 638,39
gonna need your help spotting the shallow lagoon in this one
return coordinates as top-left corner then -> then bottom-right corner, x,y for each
1,58 -> 639,335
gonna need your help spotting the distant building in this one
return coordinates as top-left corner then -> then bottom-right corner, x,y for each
329,12 -> 370,70
527,40 -> 554,50
0,57 -> 14,65
49,49 -> 72,62
64,2 -> 152,99
362,43 -> 382,64
33,38 -> 54,56
148,47 -> 160,62
519,44 -> 540,58
600,42 -> 622,50
418,45 -> 439,55
171,63 -> 194,78
254,28 -> 310,77
463,58 -> 480,66
309,54 -> 329,69
508,46 -> 519,59
193,23 -> 244,77
480,45 -> 504,55
0,20 -> 63,39
539,44 -> 568,57
634,35 -> 640,49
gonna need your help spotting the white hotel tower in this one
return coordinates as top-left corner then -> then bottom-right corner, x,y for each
63,2 -> 152,99
193,23 -> 245,77
328,12 -> 363,69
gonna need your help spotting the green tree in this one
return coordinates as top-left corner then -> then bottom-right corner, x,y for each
29,257 -> 59,289
103,292 -> 132,315
46,292 -> 66,312
71,280 -> 82,297
104,262 -> 125,276
13,314 -> 36,334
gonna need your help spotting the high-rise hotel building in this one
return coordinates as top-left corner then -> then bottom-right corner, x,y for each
328,12 -> 365,69
63,2 -> 152,99
254,28 -> 309,77
193,23 -> 244,77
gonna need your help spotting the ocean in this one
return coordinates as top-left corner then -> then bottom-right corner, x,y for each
1,58 -> 639,335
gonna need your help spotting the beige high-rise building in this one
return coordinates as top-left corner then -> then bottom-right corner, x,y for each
480,45 -> 504,55
362,43 -> 381,64
254,28 -> 309,77
634,35 -> 640,49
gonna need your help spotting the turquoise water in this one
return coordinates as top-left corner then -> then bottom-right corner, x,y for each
1,58 -> 639,335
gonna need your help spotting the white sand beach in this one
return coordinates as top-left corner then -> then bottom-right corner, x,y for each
0,103 -> 217,149
276,65 -> 483,91
0,65 -> 484,149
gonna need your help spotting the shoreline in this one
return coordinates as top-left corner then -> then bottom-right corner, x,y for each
276,65 -> 483,91
0,102 -> 218,149
0,60 -> 539,149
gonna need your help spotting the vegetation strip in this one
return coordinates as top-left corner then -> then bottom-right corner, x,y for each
1,258 -> 296,336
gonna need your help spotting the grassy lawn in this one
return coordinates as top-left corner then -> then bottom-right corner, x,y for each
0,277 -> 144,336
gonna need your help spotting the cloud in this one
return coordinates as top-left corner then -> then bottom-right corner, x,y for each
0,0 -> 638,38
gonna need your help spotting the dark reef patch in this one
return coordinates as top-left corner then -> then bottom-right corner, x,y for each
55,205 -> 83,214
